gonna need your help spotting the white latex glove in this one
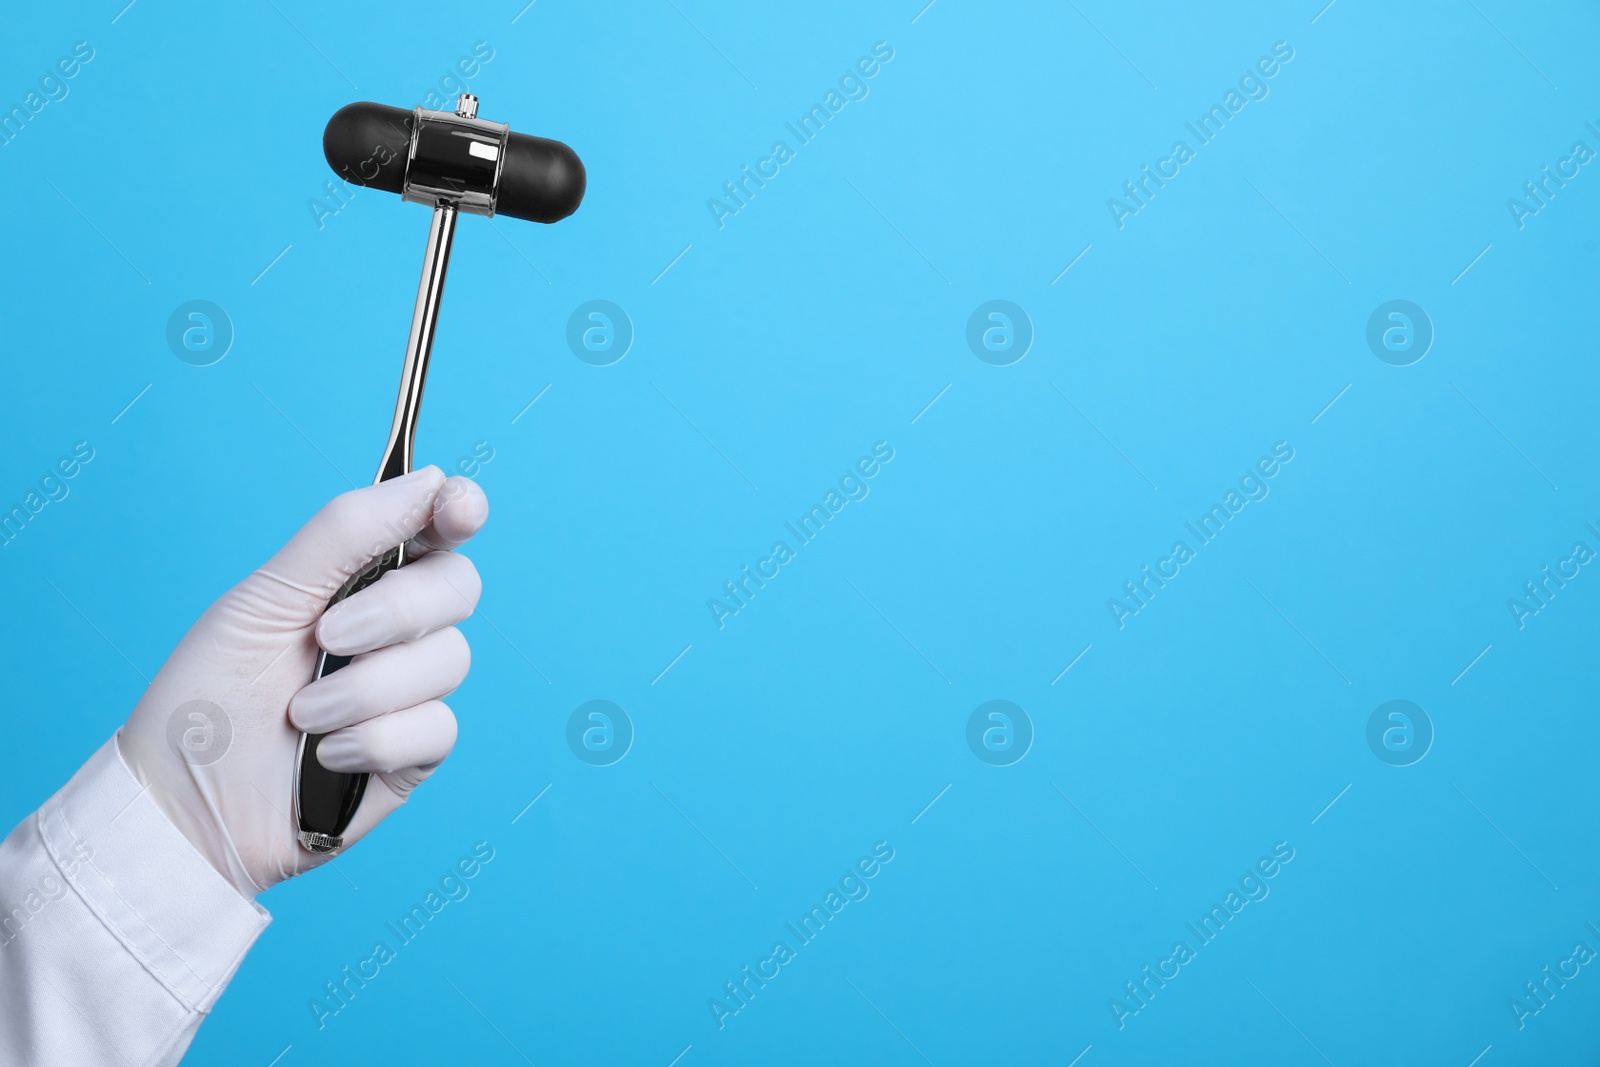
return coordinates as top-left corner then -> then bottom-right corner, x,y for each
117,467 -> 487,897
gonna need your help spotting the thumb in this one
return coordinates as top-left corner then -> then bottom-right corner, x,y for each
252,467 -> 448,616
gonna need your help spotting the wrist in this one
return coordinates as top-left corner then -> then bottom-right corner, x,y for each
115,728 -> 263,900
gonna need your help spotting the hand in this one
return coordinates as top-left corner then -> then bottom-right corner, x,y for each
117,467 -> 487,896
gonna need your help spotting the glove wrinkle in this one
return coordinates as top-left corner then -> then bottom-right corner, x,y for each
247,567 -> 335,617
183,759 -> 265,899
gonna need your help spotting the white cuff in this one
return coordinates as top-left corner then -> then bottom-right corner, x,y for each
37,736 -> 270,1012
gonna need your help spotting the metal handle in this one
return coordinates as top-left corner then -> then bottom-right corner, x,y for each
294,202 -> 458,854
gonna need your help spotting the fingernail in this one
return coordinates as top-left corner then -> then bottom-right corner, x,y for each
315,732 -> 359,772
320,595 -> 387,654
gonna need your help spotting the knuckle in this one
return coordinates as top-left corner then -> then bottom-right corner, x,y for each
444,552 -> 483,607
391,583 -> 428,640
436,626 -> 472,676
319,491 -> 364,538
362,726 -> 400,774
431,702 -> 460,756
406,552 -> 480,626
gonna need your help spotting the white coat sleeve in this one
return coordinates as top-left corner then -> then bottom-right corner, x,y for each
0,735 -> 270,1067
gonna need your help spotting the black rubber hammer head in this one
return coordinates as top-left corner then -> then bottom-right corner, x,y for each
323,96 -> 584,223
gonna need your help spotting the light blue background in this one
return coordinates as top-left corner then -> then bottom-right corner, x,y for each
3,0 -> 1599,1063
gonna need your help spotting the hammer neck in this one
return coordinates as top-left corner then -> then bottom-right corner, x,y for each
376,202 -> 459,485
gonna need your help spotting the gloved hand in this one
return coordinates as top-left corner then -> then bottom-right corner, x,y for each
116,467 -> 487,897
